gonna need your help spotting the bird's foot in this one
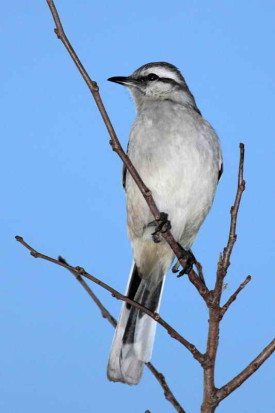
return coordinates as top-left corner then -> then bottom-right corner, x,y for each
176,247 -> 195,277
148,212 -> 171,243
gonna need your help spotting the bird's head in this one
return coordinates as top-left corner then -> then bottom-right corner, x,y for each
108,62 -> 199,112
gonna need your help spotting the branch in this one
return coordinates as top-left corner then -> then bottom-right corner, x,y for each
201,145 -> 246,412
216,339 -> 275,402
220,275 -> 251,317
214,143 -> 245,304
193,254 -> 205,286
221,143 -> 245,281
15,235 -> 205,365
45,0 -> 208,301
146,363 -> 186,413
58,256 -> 117,327
58,257 -> 185,413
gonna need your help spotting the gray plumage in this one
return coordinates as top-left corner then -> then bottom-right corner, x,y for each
107,62 -> 222,385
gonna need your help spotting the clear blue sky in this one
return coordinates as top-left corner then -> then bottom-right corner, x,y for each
1,1 -> 274,412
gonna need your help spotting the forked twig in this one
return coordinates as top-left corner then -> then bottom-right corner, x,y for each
15,235 -> 205,365
58,256 -> 117,327
202,145 -> 246,411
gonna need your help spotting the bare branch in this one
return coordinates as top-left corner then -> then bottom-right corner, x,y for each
222,144 -> 245,275
57,257 -> 185,413
45,0 -> 208,300
201,145 -> 246,413
220,275 -> 251,317
216,339 -> 275,402
193,254 -> 205,286
215,143 -> 245,301
15,235 -> 205,365
58,256 -> 117,327
146,363 -> 186,413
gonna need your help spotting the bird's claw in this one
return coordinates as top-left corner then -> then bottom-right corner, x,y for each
176,249 -> 195,277
172,260 -> 180,273
149,212 -> 171,243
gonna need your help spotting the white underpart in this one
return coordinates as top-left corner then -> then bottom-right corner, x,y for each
127,100 -> 221,247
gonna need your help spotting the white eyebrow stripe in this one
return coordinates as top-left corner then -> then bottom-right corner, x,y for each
141,68 -> 182,83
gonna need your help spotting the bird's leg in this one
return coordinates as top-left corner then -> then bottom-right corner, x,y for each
176,245 -> 195,277
148,212 -> 171,243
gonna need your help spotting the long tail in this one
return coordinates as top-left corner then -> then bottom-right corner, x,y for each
107,262 -> 166,385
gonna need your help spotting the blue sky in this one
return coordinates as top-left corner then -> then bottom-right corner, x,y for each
1,1 -> 274,412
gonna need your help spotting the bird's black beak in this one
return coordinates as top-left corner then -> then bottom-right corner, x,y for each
108,76 -> 137,87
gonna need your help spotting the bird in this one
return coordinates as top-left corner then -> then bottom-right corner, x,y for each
107,62 -> 222,385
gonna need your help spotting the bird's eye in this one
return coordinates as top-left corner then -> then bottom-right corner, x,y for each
147,73 -> 159,81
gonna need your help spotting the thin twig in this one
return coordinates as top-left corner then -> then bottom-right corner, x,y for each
220,275 -> 251,317
15,235 -> 205,365
146,362 -> 186,413
58,257 -> 185,413
45,0 -> 208,301
222,143 -> 246,275
214,143 -> 246,303
193,254 -> 205,286
201,145 -> 246,413
216,339 -> 275,402
58,256 -> 117,327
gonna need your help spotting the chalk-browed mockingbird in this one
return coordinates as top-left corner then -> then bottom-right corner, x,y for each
107,62 -> 222,385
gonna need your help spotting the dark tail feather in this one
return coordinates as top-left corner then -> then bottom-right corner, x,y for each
107,263 -> 164,385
